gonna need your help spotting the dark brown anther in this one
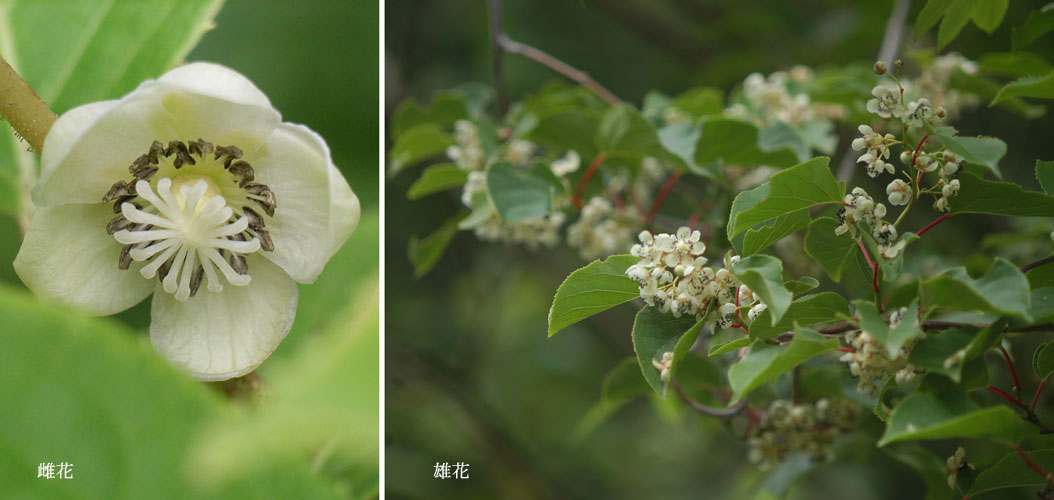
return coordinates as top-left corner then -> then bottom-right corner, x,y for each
165,140 -> 188,158
189,265 -> 205,297
158,260 -> 172,280
102,180 -> 128,202
129,154 -> 156,174
256,229 -> 274,252
172,150 -> 196,169
228,253 -> 249,275
188,138 -> 214,158
134,166 -> 159,180
252,197 -> 276,217
106,215 -> 130,234
112,195 -> 137,213
149,140 -> 165,158
242,206 -> 264,229
228,160 -> 254,183
214,145 -> 243,162
118,245 -> 133,270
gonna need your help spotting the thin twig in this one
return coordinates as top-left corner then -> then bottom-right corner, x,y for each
1022,255 -> 1054,274
772,321 -> 1054,343
1016,445 -> 1051,478
496,34 -> 621,106
0,55 -> 56,153
986,385 -> 1028,411
646,170 -> 683,225
486,0 -> 509,115
672,380 -> 747,418
572,153 -> 606,208
999,345 -> 1023,398
1035,379 -> 1046,413
916,212 -> 952,237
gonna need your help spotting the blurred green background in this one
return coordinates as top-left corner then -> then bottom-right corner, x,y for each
0,1 -> 379,498
385,1 -> 1054,499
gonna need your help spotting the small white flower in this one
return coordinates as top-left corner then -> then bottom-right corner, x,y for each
550,150 -> 580,177
14,63 -> 360,380
942,179 -> 960,198
866,85 -> 902,119
904,98 -> 935,127
886,179 -> 912,206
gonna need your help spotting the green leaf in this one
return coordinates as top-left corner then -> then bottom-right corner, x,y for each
804,217 -> 857,282
878,390 -> 1024,446
694,118 -> 798,168
993,71 -> 1054,105
602,358 -> 650,402
388,123 -> 453,176
727,182 -> 770,244
406,163 -> 468,200
595,105 -> 663,158
853,299 -> 922,358
669,86 -> 725,118
916,0 -> 955,39
741,209 -> 811,256
921,258 -> 1033,321
748,292 -> 850,340
963,318 -> 1009,361
1034,340 -> 1054,380
1032,287 -> 1054,323
971,0 -> 1008,34
857,222 -> 919,283
457,190 -> 494,230
658,121 -> 718,181
784,277 -> 820,296
1012,5 -> 1054,51
730,157 -> 843,237
631,306 -> 700,397
1038,160 -> 1054,194
884,443 -> 958,500
548,254 -> 640,336
526,109 -> 601,159
728,328 -> 837,403
734,254 -> 793,325
390,90 -> 469,137
908,328 -> 976,382
408,212 -> 463,278
933,128 -> 1006,177
969,449 -> 1054,496
948,69 -> 1047,118
938,0 -> 979,49
709,337 -> 752,356
951,170 -> 1054,216
485,161 -> 552,222
759,121 -> 809,163
978,51 -> 1052,78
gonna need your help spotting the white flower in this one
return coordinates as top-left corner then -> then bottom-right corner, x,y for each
866,85 -> 902,119
942,179 -> 960,198
904,98 -> 935,127
886,179 -> 912,206
14,63 -> 360,381
550,150 -> 580,177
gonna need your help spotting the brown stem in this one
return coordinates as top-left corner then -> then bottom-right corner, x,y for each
772,321 -> 1054,343
486,0 -> 509,115
1016,445 -> 1050,478
999,345 -> 1023,398
672,380 -> 746,418
572,153 -> 606,208
1022,255 -> 1054,274
0,55 -> 56,153
915,212 -> 951,237
646,170 -> 682,225
1034,379 -> 1046,413
495,34 -> 621,106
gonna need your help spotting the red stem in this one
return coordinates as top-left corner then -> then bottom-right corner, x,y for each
572,153 -> 606,208
646,170 -> 683,224
856,239 -> 880,293
911,134 -> 930,169
1016,445 -> 1049,478
686,212 -> 700,231
916,212 -> 951,237
1034,379 -> 1046,412
999,346 -> 1022,398
985,385 -> 1029,411
838,347 -> 855,353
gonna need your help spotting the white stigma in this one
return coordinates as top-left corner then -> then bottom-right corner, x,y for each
113,178 -> 261,301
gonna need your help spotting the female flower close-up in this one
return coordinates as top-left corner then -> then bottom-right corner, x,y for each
13,62 -> 360,381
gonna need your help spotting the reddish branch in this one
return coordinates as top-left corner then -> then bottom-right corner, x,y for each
856,239 -> 880,294
916,212 -> 951,237
1034,380 -> 1046,413
646,170 -> 683,225
1016,445 -> 1050,479
572,153 -> 607,208
985,385 -> 1028,411
999,346 -> 1023,398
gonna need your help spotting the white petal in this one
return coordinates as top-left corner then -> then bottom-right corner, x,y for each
149,255 -> 297,381
157,62 -> 274,110
13,203 -> 153,315
250,123 -> 360,283
34,94 -> 178,206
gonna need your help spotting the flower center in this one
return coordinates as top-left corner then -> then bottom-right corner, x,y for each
102,139 -> 278,301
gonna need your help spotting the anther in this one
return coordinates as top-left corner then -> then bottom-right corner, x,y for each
229,161 -> 255,185
149,140 -> 165,158
215,145 -> 243,162
118,245 -> 134,270
134,165 -> 159,180
103,181 -> 128,202
228,253 -> 249,275
242,206 -> 265,229
189,265 -> 205,297
106,215 -> 130,235
256,229 -> 274,252
188,138 -> 214,157
112,195 -> 138,214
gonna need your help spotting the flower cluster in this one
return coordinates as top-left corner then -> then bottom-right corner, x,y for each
946,446 -> 972,490
839,307 -> 924,397
626,228 -> 753,330
447,119 -> 485,171
566,196 -> 636,260
852,125 -> 897,178
835,188 -> 904,257
747,398 -> 856,470
652,351 -> 674,383
725,67 -> 846,130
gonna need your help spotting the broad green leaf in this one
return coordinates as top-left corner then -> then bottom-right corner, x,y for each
631,306 -> 700,397
857,221 -> 919,283
709,337 -> 752,356
595,105 -> 663,158
938,0 -> 979,49
741,208 -> 811,256
526,109 -> 601,160
978,52 -> 1052,78
669,86 -> 724,118
658,121 -> 718,181
878,390 -> 1024,446
993,71 -> 1054,105
915,0 -> 954,39
728,328 -> 837,403
1012,5 -> 1054,51
759,121 -> 809,163
784,277 -> 819,296
920,258 -> 1033,321
748,292 -> 850,340
933,128 -> 1006,177
0,286 -> 337,499
727,182 -> 769,244
406,163 -> 468,200
390,90 -> 469,137
853,298 -> 922,358
408,212 -> 462,278
1032,287 -> 1054,323
1038,160 -> 1054,194
548,254 -> 640,336
971,0 -> 1008,34
804,217 -> 857,282
485,161 -> 552,222
949,69 -> 1047,118
951,170 -> 1054,216
457,190 -> 494,230
1027,261 -> 1054,289
1034,340 -> 1054,380
694,118 -> 798,168
730,157 -> 842,237
908,328 -> 976,382
603,358 -> 650,403
969,449 -> 1054,496
963,318 -> 1009,361
884,443 -> 957,500
0,0 -> 223,215
388,123 -> 452,176
734,254 -> 793,325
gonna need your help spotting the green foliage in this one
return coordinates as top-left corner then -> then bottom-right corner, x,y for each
485,161 -> 555,222
728,157 -> 842,237
877,390 -> 1024,446
630,306 -> 700,397
408,212 -> 462,278
993,71 -> 1054,104
748,292 -> 850,340
388,124 -> 453,176
548,255 -> 640,336
694,119 -> 799,169
916,0 -> 1007,48
727,328 -> 837,403
951,170 -> 1054,216
1034,340 -> 1054,380
920,258 -> 1033,321
733,254 -> 793,324
406,163 -> 468,200
853,299 -> 921,358
803,217 -> 857,282
932,127 -> 1006,177
969,449 -> 1054,496
1012,5 -> 1054,51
